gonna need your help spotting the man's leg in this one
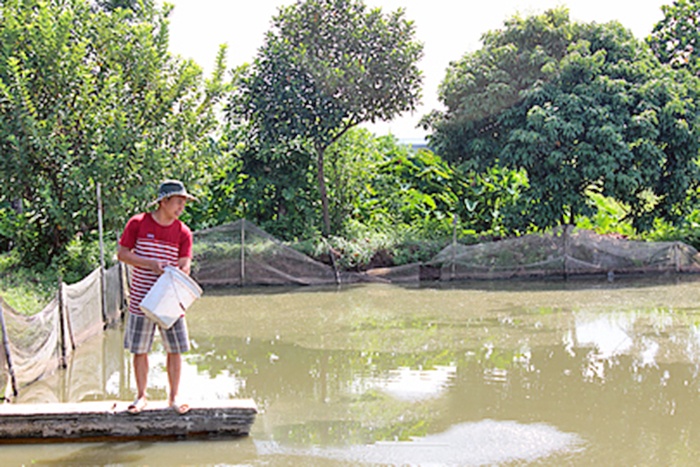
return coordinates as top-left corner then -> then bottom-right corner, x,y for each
125,314 -> 155,413
162,317 -> 190,413
134,353 -> 149,400
166,352 -> 189,413
167,352 -> 181,403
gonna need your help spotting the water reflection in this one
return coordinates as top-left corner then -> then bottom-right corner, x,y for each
351,365 -> 457,402
255,420 -> 582,466
8,277 -> 700,465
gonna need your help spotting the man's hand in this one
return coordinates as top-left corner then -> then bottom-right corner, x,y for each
150,260 -> 167,275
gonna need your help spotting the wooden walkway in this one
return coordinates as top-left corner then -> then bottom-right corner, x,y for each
0,399 -> 257,443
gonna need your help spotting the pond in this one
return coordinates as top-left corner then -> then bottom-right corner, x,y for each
5,276 -> 700,466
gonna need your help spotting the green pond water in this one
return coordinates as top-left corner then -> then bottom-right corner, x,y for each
5,276 -> 700,466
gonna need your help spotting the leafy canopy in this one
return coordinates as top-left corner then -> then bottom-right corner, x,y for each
425,7 -> 700,231
232,0 -> 423,235
648,0 -> 700,76
0,0 -> 227,263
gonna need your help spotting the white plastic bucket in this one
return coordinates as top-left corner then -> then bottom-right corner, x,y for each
140,266 -> 203,329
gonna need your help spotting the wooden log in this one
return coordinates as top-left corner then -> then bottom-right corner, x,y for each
0,399 -> 257,444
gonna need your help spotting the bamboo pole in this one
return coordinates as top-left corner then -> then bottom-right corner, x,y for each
451,213 -> 457,281
57,277 -> 68,369
326,239 -> 341,285
59,277 -> 77,352
240,219 -> 246,286
97,182 -> 107,325
563,225 -> 570,280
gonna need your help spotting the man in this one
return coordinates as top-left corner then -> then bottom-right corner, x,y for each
117,180 -> 197,414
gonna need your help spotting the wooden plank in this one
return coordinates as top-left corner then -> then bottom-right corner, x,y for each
0,399 -> 258,444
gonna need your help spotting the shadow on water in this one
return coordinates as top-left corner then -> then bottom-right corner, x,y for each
8,279 -> 700,465
202,271 -> 700,297
31,443 -> 148,466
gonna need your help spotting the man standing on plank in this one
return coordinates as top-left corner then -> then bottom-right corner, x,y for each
117,180 -> 197,414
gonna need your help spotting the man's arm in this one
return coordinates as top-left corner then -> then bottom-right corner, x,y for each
117,244 -> 166,275
178,256 -> 192,276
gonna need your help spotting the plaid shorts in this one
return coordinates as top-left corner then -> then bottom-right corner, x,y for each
123,313 -> 190,354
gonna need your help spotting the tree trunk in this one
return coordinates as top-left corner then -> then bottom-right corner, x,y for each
316,145 -> 331,237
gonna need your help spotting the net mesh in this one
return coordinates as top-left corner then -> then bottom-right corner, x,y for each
193,219 -> 365,286
0,297 -> 62,390
64,268 -> 103,347
104,263 -> 126,325
0,263 -> 126,398
0,331 -> 7,397
430,227 -> 700,280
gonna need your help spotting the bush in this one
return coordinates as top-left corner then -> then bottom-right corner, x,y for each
51,237 -> 116,285
0,250 -> 57,315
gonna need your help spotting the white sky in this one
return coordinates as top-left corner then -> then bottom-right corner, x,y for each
166,0 -> 669,141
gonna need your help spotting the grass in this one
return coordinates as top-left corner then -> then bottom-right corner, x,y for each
0,252 -> 57,315
0,237 -> 115,316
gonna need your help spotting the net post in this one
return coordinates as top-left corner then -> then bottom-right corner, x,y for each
240,219 -> 246,286
563,225 -> 570,280
97,182 -> 107,325
325,239 -> 341,285
451,213 -> 457,281
0,301 -> 19,399
118,260 -> 126,320
57,276 -> 68,369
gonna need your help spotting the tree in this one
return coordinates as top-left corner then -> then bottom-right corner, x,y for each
233,0 -> 423,236
92,0 -> 154,14
0,0 -> 226,263
424,8 -> 700,232
648,0 -> 700,76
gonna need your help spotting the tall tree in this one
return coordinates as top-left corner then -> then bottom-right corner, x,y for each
648,0 -> 700,76
0,0 -> 226,262
233,0 -> 423,236
424,8 -> 700,231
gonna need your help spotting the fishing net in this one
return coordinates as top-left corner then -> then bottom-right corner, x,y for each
0,263 -> 126,399
104,263 -> 126,326
0,297 -> 62,392
193,219 -> 365,287
430,227 -> 700,280
63,269 -> 103,348
193,222 -> 700,285
0,334 -> 6,398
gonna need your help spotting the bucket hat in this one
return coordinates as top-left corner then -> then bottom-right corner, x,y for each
151,180 -> 198,206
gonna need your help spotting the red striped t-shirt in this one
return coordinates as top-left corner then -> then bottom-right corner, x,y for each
119,212 -> 193,316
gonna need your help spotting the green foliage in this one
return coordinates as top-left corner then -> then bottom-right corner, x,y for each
648,0 -> 700,76
0,0 -> 228,263
575,192 -> 636,237
211,133 -> 322,241
293,220 -> 446,270
0,234 -> 116,314
349,135 -> 525,238
51,236 -> 116,284
644,209 -> 700,250
351,137 -> 460,237
426,7 -> 700,232
325,128 -> 384,235
0,250 -> 57,314
232,0 -> 423,235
